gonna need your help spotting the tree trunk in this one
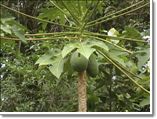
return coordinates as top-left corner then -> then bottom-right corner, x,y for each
78,71 -> 87,112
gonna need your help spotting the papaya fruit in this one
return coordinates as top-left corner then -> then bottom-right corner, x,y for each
87,54 -> 99,77
70,51 -> 88,72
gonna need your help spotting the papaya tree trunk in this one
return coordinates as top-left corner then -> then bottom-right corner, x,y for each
78,71 -> 87,112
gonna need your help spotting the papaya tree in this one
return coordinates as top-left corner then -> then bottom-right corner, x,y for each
0,0 -> 150,112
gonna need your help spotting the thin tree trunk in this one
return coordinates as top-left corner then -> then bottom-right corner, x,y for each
78,71 -> 87,112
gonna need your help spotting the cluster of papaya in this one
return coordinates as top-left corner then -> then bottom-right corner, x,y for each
70,51 -> 99,77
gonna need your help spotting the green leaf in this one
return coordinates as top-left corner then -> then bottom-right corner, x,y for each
140,96 -> 150,107
61,43 -> 78,58
36,54 -> 53,66
48,55 -> 65,79
35,49 -> 54,66
63,57 -> 73,75
77,43 -> 96,59
12,26 -> 27,43
86,40 -> 109,51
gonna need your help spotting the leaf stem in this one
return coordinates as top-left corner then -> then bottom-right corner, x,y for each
25,32 -> 80,36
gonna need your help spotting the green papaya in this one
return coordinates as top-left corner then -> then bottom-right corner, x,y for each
87,54 -> 99,77
70,51 -> 88,72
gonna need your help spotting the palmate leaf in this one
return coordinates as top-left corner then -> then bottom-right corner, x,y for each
61,43 -> 79,58
48,54 -> 65,79
87,40 -> 127,67
84,40 -> 109,52
36,48 -> 65,79
63,56 -> 74,76
35,53 -> 54,66
35,49 -> 54,66
77,43 -> 96,60
62,39 -> 109,59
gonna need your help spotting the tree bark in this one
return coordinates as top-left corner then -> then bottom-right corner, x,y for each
78,71 -> 87,112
